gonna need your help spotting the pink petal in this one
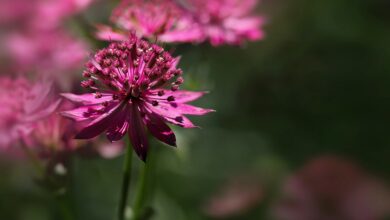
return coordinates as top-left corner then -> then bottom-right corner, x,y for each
147,90 -> 207,103
96,141 -> 125,159
23,99 -> 62,122
224,17 -> 263,32
61,106 -> 98,121
95,25 -> 128,42
144,103 -> 197,128
106,105 -> 130,142
159,28 -> 204,43
152,101 -> 214,116
144,112 -> 176,147
164,115 -> 196,128
61,93 -> 112,105
167,103 -> 214,115
23,79 -> 53,114
128,103 -> 148,161
75,103 -> 124,139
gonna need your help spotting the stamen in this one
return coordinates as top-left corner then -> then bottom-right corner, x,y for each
95,92 -> 103,98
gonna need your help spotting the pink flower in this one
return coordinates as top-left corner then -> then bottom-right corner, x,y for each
272,156 -> 390,220
0,76 -> 61,149
22,102 -> 81,157
0,0 -> 34,26
184,0 -> 265,46
32,0 -> 95,30
96,0 -> 203,43
24,101 -> 125,159
5,29 -> 88,77
203,175 -> 264,218
97,0 -> 264,46
62,35 -> 213,160
0,0 -> 94,29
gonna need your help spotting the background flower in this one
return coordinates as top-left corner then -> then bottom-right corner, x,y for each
0,76 -> 61,149
182,0 -> 265,45
272,156 -> 390,220
96,0 -> 203,43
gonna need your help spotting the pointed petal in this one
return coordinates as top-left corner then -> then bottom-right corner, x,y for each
144,103 -> 197,128
144,112 -> 176,147
75,103 -> 124,139
23,79 -> 53,114
106,105 -> 130,142
95,24 -> 128,42
61,93 -> 112,105
147,90 -> 207,103
128,104 -> 148,161
163,115 -> 197,128
159,27 -> 204,43
61,105 -> 100,122
23,99 -> 62,122
162,102 -> 214,116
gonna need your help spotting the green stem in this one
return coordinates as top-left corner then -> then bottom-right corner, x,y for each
118,140 -> 134,220
132,163 -> 147,220
132,148 -> 157,220
56,194 -> 73,220
20,144 -> 45,177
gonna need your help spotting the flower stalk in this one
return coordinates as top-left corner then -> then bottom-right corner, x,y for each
132,161 -> 148,220
118,138 -> 134,220
20,144 -> 45,178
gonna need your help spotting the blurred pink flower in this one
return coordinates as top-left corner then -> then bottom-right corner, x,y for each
0,0 -> 34,25
0,0 -> 92,85
0,76 -> 61,149
96,0 -> 203,43
22,102 -> 80,156
5,29 -> 88,77
33,0 -> 94,30
203,175 -> 264,218
0,0 -> 94,29
62,34 -> 213,160
184,0 -> 265,46
97,0 -> 264,46
24,101 -> 124,159
273,156 -> 390,220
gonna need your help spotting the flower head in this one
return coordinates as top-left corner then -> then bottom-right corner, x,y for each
62,34 -> 213,161
96,0 -> 202,43
22,102 -> 81,157
184,0 -> 265,46
5,29 -> 88,76
0,0 -> 94,29
272,156 -> 390,220
97,0 -> 264,46
0,76 -> 61,149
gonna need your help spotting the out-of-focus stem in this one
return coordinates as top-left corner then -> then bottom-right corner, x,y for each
132,147 -> 157,220
118,139 -> 134,220
20,144 -> 44,177
56,194 -> 74,220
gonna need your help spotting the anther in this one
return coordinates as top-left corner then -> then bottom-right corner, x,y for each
171,85 -> 179,91
95,92 -> 103,98
82,71 -> 91,78
175,77 -> 184,85
102,68 -> 110,75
